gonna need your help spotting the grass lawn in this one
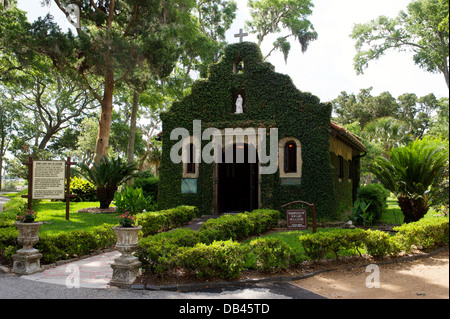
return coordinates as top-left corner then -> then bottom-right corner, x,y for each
32,200 -> 117,234
3,190 -> 117,234
378,194 -> 404,225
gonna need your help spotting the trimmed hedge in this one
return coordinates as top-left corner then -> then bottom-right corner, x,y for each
136,205 -> 199,236
0,223 -> 116,264
136,209 -> 280,277
198,209 -> 280,242
298,228 -> 367,260
298,216 -> 449,260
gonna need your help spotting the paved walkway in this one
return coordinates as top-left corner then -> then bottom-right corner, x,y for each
13,215 -> 221,289
20,251 -> 121,289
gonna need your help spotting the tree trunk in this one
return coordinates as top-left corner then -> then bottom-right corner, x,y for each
97,185 -> 117,209
397,194 -> 429,223
127,90 -> 139,164
93,64 -> 114,165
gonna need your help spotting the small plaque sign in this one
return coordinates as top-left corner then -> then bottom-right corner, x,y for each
286,209 -> 307,230
32,161 -> 66,200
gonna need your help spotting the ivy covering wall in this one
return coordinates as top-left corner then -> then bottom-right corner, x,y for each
159,42 -> 341,219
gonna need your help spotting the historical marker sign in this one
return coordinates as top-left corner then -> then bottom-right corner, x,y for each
286,209 -> 308,230
32,161 -> 66,200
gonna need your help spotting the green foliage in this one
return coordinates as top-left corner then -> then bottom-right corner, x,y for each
1,197 -> 27,215
249,237 -> 293,271
136,228 -> 201,273
351,183 -> 390,225
198,209 -> 280,242
79,156 -> 137,208
0,212 -> 16,228
131,174 -> 159,202
136,205 -> 199,236
246,0 -> 317,60
351,0 -> 449,88
0,223 -> 116,264
370,138 -> 448,222
114,186 -> 153,215
393,216 -> 449,252
179,240 -> 248,279
159,42 -> 336,219
298,228 -> 366,260
70,176 -> 97,202
351,198 -> 373,226
363,229 -> 401,258
136,209 -> 281,276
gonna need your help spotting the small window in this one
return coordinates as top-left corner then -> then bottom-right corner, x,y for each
186,143 -> 196,174
284,141 -> 297,173
338,155 -> 344,179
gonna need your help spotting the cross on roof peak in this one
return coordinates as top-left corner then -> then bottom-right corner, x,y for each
234,28 -> 248,43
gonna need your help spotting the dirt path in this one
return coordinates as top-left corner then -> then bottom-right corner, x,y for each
292,250 -> 449,299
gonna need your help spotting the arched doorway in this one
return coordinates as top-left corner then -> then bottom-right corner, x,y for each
217,143 -> 259,213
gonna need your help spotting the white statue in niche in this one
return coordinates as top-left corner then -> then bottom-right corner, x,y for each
235,94 -> 243,114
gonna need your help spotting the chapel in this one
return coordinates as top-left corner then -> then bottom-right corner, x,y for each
158,42 -> 366,219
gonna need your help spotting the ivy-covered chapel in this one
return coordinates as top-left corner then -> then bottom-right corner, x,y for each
159,42 -> 366,219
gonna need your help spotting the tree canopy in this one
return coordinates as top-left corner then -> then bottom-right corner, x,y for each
351,0 -> 449,89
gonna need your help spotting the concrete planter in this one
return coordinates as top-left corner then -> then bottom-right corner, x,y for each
110,226 -> 142,288
12,222 -> 43,275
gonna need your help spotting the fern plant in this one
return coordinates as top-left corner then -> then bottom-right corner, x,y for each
370,138 -> 448,223
79,157 -> 137,209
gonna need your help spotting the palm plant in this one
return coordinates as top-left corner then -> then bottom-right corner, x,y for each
369,139 -> 448,223
79,157 -> 138,209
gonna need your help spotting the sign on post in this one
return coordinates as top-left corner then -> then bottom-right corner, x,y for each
22,157 -> 76,220
32,161 -> 66,200
286,209 -> 308,230
281,200 -> 317,233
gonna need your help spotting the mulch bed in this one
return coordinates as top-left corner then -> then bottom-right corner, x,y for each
77,207 -> 117,214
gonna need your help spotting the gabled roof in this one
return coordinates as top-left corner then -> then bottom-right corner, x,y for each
330,122 -> 366,152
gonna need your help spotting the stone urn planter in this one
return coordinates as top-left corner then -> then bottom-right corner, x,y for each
12,222 -> 43,275
110,226 -> 142,288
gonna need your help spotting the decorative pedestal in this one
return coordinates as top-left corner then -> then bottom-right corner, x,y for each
12,222 -> 43,275
110,226 -> 142,288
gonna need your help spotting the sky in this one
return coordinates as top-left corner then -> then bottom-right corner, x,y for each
16,0 -> 449,103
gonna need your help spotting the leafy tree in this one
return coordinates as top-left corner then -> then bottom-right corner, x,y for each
369,138 -> 448,223
351,0 -> 449,89
245,0 -> 317,62
11,0 -> 214,164
362,117 -> 412,157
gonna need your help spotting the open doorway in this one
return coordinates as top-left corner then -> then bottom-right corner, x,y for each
217,143 -> 259,213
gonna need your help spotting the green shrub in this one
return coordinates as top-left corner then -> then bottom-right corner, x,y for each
136,206 -> 198,236
351,183 -> 389,225
0,212 -> 16,228
363,229 -> 399,258
198,210 -> 280,243
393,216 -> 449,252
70,176 -> 97,202
298,229 -> 366,260
136,228 -> 200,273
249,237 -> 293,271
179,240 -> 248,279
198,214 -> 253,242
1,197 -> 27,215
36,224 -> 116,263
114,186 -> 152,215
246,209 -> 280,235
0,227 -> 18,252
132,175 -> 159,202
